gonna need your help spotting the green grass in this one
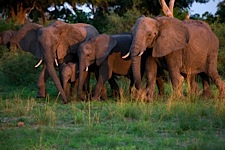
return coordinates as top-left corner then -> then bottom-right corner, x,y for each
0,82 -> 225,149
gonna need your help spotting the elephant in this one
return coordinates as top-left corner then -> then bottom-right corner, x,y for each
78,33 -> 165,100
14,20 -> 99,103
124,16 -> 224,100
0,29 -> 16,49
59,62 -> 79,98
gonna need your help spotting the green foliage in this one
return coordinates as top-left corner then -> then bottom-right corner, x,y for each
0,20 -> 20,32
0,46 -> 8,59
173,7 -> 189,20
216,1 -> 225,23
0,50 -> 40,86
100,8 -> 142,34
211,23 -> 225,77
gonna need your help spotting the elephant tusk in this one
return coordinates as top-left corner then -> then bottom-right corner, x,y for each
35,59 -> 43,68
85,67 -> 88,72
55,59 -> 58,66
122,52 -> 130,59
138,51 -> 144,56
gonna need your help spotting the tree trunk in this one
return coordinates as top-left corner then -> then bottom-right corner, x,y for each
9,5 -> 27,25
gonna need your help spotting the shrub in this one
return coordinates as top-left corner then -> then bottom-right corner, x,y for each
0,19 -> 21,32
211,23 -> 225,77
0,46 -> 9,60
0,50 -> 40,86
101,8 -> 143,34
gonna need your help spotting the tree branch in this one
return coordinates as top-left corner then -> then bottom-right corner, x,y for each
158,0 -> 174,17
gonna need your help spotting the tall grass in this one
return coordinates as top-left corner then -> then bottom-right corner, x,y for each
0,80 -> 225,149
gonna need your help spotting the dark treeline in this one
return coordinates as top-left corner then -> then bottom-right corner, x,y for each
0,0 -> 225,29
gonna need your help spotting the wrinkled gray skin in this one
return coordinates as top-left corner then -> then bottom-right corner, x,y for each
78,34 -> 164,100
0,29 -> 16,49
14,21 -> 99,103
129,16 -> 224,99
59,62 -> 78,98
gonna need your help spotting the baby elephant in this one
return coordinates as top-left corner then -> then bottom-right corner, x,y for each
59,62 -> 79,98
78,33 -> 164,100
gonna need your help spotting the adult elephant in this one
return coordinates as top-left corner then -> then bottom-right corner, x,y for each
124,16 -> 224,99
14,21 -> 99,103
78,33 -> 164,100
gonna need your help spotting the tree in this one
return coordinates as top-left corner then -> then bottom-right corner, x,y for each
0,0 -> 211,26
216,0 -> 225,23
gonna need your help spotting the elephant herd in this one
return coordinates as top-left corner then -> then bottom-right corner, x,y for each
1,16 -> 225,103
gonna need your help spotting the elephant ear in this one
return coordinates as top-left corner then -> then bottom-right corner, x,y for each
152,17 -> 189,57
56,23 -> 86,59
95,34 -> 117,66
16,23 -> 43,59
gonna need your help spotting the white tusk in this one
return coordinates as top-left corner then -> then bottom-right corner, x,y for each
122,52 -> 130,59
55,59 -> 58,66
85,67 -> 88,72
138,51 -> 144,56
35,59 -> 43,68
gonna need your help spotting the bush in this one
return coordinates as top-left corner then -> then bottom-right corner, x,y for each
0,46 -> 9,59
0,19 -> 21,32
211,23 -> 225,77
101,8 -> 143,34
0,50 -> 40,86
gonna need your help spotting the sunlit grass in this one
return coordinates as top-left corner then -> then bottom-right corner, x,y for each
0,82 -> 225,149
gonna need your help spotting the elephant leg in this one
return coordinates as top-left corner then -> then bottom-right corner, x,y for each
78,70 -> 89,100
156,67 -> 164,96
186,74 -> 199,95
156,76 -> 164,96
92,75 -> 105,100
199,73 -> 212,98
166,52 -> 184,98
71,80 -> 78,96
145,56 -> 157,101
37,64 -> 49,98
100,85 -> 108,100
64,82 -> 71,98
208,63 -> 225,98
92,64 -> 111,100
108,76 -> 120,98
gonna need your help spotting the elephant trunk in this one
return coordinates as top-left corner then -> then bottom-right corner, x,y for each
46,62 -> 68,104
130,33 -> 146,90
131,55 -> 142,90
78,63 -> 88,100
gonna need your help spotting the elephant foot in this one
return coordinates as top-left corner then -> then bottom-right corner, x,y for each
37,85 -> 47,98
100,95 -> 107,101
132,89 -> 147,102
36,92 -> 46,98
111,90 -> 121,99
78,93 -> 87,101
91,94 -> 102,101
219,82 -> 225,99
202,90 -> 212,99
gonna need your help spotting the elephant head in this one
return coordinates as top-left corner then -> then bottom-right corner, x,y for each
0,29 -> 17,49
78,34 -> 117,100
14,23 -> 43,59
127,16 -> 189,89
